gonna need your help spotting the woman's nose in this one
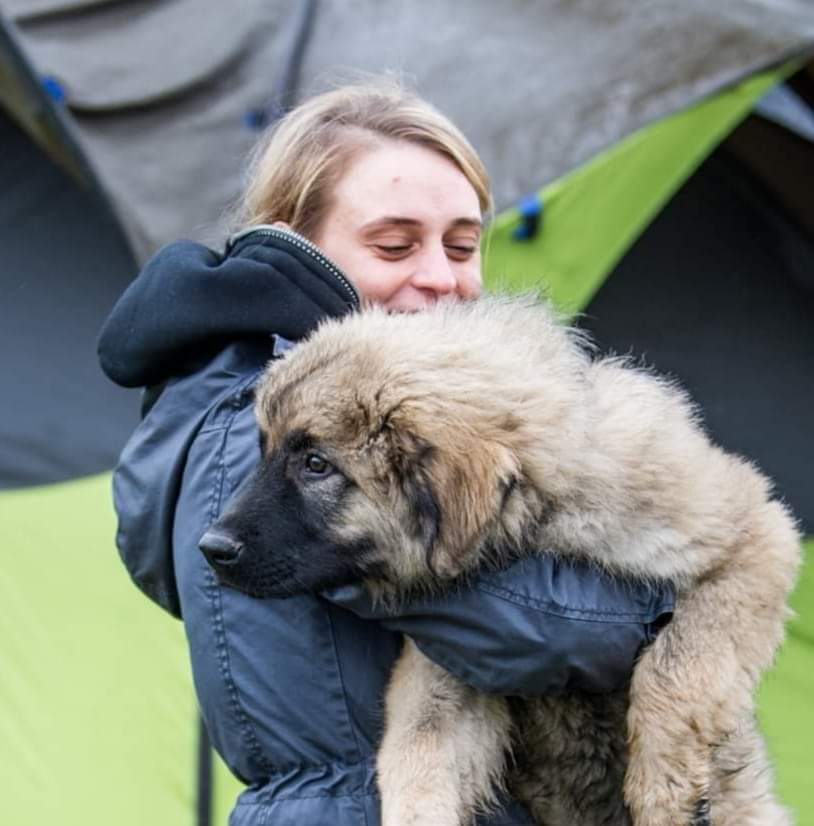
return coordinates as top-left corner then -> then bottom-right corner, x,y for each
411,244 -> 458,295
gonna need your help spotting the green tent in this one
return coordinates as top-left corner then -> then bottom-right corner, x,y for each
2,2 -> 812,823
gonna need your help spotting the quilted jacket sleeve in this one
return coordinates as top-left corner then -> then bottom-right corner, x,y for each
324,561 -> 674,696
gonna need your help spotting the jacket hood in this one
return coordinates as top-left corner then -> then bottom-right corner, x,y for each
98,228 -> 358,388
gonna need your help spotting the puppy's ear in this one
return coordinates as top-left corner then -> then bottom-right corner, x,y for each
387,432 -> 464,580
400,445 -> 443,570
421,439 -> 521,580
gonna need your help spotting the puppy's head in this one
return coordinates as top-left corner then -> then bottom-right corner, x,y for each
201,299 -> 587,598
199,306 -> 538,598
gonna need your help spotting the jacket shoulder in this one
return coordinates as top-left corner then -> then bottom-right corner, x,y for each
113,344 -> 271,617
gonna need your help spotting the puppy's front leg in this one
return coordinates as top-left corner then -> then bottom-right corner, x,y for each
625,568 -> 788,826
378,638 -> 511,826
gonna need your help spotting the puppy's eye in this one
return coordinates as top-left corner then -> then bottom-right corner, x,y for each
303,452 -> 331,476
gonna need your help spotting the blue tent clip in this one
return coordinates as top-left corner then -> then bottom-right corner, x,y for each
41,74 -> 65,104
243,108 -> 268,130
513,193 -> 544,241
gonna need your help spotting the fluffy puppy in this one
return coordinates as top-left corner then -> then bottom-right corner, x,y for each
201,295 -> 801,826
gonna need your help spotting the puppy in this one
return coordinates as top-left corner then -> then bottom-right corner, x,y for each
202,295 -> 800,826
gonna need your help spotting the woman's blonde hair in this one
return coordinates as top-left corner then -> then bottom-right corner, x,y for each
236,77 -> 492,239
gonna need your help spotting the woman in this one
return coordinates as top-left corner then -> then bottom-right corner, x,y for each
98,79 -> 673,826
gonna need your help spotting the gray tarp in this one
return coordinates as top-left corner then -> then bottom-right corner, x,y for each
2,0 -> 814,259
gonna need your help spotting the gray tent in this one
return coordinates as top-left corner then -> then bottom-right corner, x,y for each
3,0 -> 814,257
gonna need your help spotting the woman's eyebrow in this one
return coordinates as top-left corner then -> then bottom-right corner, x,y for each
360,216 -> 483,231
360,217 -> 420,231
448,217 -> 484,232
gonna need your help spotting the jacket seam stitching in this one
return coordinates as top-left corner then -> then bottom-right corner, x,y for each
324,610 -> 371,826
206,415 -> 275,776
474,581 -> 664,623
200,371 -> 264,433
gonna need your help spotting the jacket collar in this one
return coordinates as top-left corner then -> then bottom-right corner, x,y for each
98,229 -> 357,389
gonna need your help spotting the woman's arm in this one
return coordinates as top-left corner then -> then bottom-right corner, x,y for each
324,557 -> 673,695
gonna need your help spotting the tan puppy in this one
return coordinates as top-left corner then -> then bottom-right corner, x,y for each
204,295 -> 801,826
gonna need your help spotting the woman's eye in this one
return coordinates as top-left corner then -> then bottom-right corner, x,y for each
303,452 -> 331,475
374,244 -> 412,257
445,244 -> 477,260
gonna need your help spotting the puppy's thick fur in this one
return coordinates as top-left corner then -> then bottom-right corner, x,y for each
204,295 -> 801,826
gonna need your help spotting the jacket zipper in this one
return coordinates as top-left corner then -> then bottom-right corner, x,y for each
227,224 -> 361,309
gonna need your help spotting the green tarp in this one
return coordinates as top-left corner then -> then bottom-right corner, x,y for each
1,475 -> 197,824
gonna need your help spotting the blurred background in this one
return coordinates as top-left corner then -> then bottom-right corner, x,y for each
1,1 -> 812,823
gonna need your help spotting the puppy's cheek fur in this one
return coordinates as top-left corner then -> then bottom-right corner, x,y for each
332,495 -> 432,588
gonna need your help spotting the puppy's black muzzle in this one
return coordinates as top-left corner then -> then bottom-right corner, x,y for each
199,529 -> 244,569
197,463 -> 279,595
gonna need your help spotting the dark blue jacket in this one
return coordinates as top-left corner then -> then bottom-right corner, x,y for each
98,228 -> 674,826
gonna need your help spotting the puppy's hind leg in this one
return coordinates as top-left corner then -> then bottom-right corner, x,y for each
378,639 -> 512,826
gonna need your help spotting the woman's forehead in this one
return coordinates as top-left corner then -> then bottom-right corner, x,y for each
331,142 -> 481,229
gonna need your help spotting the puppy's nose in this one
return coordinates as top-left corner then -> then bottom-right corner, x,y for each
199,530 -> 244,568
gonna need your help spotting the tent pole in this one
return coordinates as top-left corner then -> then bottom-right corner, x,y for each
196,715 -> 212,826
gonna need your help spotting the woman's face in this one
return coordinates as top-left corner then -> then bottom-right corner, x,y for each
312,141 -> 484,312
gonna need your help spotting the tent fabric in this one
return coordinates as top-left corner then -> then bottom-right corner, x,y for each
483,67 -> 790,311
0,475 -> 198,826
579,137 -> 814,534
757,83 -> 814,142
13,2 -> 258,111
2,0 -> 122,18
0,14 -> 97,192
0,106 -> 139,489
2,0 -> 814,258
